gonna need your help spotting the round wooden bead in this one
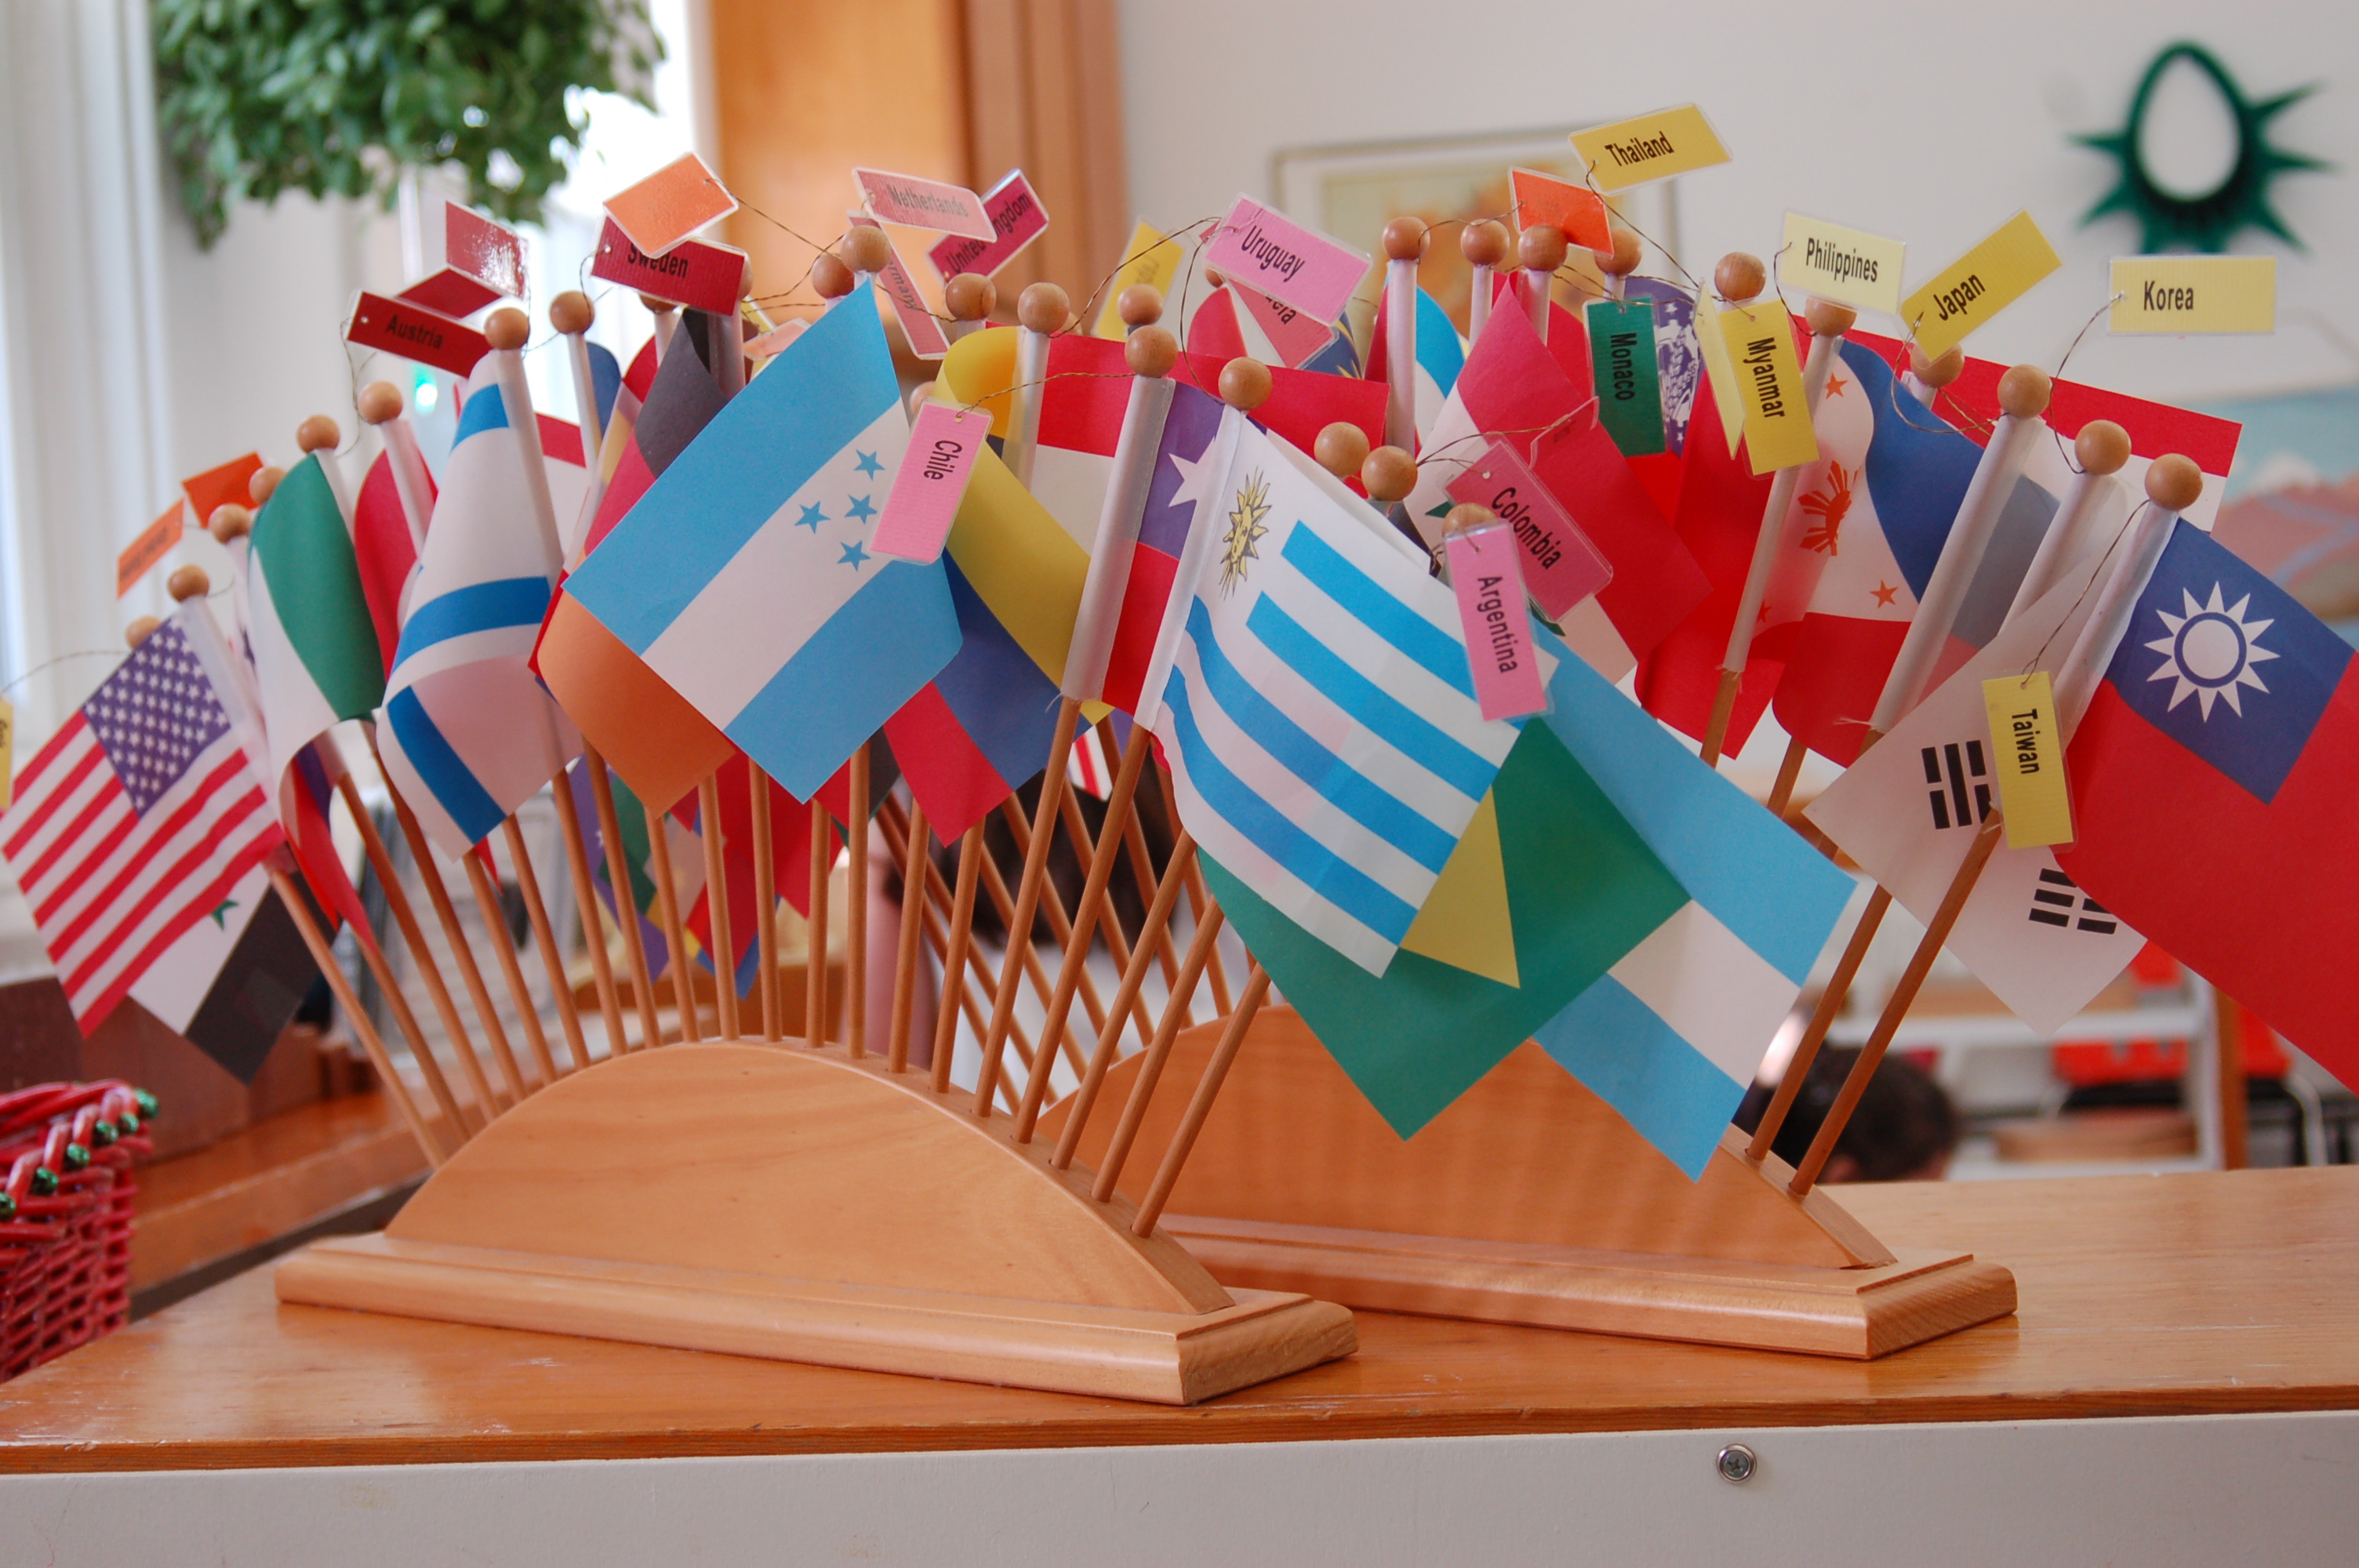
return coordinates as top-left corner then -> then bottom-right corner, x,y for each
1518,224 -> 1568,274
1910,343 -> 1965,389
207,504 -> 252,543
1203,266 -> 1227,289
1600,227 -> 1644,278
810,252 -> 856,300
2146,454 -> 2205,513
1459,220 -> 1510,269
1361,445 -> 1419,503
1996,364 -> 2053,420
2074,420 -> 2132,476
1383,216 -> 1428,263
166,564 -> 209,602
1125,325 -> 1178,379
483,307 -> 530,351
840,227 -> 893,276
295,415 -> 340,453
1804,298 -> 1857,339
638,292 -> 676,314
248,466 -> 283,506
357,382 -> 405,426
1313,422 -> 1370,481
1118,284 -> 1164,329
1714,252 -> 1766,303
943,273 -> 997,322
1017,282 -> 1070,336
549,290 -> 596,336
124,615 -> 159,649
1217,356 -> 1272,412
1445,503 -> 1493,535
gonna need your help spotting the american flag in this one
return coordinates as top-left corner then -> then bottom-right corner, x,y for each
1,616 -> 283,1029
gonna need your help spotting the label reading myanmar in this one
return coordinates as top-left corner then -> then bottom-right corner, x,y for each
853,168 -> 995,241
926,169 -> 1050,282
1900,210 -> 2062,361
1444,440 -> 1613,622
1204,195 -> 1370,327
117,500 -> 184,597
1779,212 -> 1906,317
2109,256 -> 2277,335
1446,525 -> 1547,721
874,402 -> 981,563
1508,169 -> 1612,250
0,696 -> 13,811
591,217 -> 750,315
1570,104 -> 1730,191
347,292 -> 491,378
1584,299 -> 1664,456
848,214 -> 951,360
1982,670 -> 2074,848
1092,222 -> 1183,339
1715,302 -> 1819,475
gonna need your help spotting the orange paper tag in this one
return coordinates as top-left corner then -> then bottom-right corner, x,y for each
605,153 -> 737,258
117,500 -> 185,597
180,452 -> 264,525
1508,169 -> 1612,251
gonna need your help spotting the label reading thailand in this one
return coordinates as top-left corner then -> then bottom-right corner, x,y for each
1715,301 -> 1819,475
1448,525 -> 1548,721
854,168 -> 994,240
1232,281 -> 1336,368
1204,195 -> 1370,327
591,217 -> 750,314
1982,670 -> 2074,848
1899,210 -> 2061,361
847,214 -> 951,360
2108,256 -> 2277,336
0,697 -> 13,811
1584,299 -> 1665,456
926,169 -> 1050,281
874,402 -> 981,563
605,152 -> 737,258
347,292 -> 491,378
1570,104 -> 1730,192
1092,222 -> 1183,338
180,452 -> 264,526
1508,169 -> 1612,250
1779,212 -> 1906,316
1445,441 -> 1614,621
117,500 -> 184,597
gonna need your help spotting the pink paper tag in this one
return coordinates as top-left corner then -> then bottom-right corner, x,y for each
874,403 -> 983,563
854,168 -> 995,240
1445,440 -> 1614,622
347,292 -> 491,377
849,214 -> 951,359
590,217 -> 750,315
926,169 -> 1050,281
1446,525 -> 1547,721
1231,281 -> 1336,368
1204,195 -> 1370,326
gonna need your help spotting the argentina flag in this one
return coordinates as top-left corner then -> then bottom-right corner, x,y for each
1143,414 -> 1523,975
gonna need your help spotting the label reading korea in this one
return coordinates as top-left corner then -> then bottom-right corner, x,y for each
1570,104 -> 1730,191
2108,256 -> 2277,336
1204,195 -> 1369,326
1447,524 -> 1547,721
1899,210 -> 2061,361
1982,670 -> 2074,848
1779,212 -> 1906,316
874,403 -> 982,563
1715,301 -> 1819,474
1584,299 -> 1665,456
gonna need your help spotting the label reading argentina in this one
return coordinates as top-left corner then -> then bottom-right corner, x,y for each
1715,301 -> 1819,475
926,169 -> 1050,282
1569,104 -> 1730,192
1981,670 -> 2074,848
1779,212 -> 1906,316
1093,221 -> 1183,339
1899,210 -> 2061,361
852,168 -> 995,241
2109,256 -> 2277,336
1444,440 -> 1614,622
1204,195 -> 1369,327
1447,525 -> 1547,722
874,402 -> 982,564
1583,299 -> 1665,457
347,292 -> 492,378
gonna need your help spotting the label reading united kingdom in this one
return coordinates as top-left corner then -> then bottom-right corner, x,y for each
1715,301 -> 1819,474
1981,670 -> 2074,848
2108,256 -> 2277,336
1204,195 -> 1369,327
926,169 -> 1050,282
1569,105 -> 1730,192
1779,212 -> 1906,317
1899,210 -> 2061,361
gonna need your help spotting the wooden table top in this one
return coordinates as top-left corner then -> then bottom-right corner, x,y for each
4,1167 -> 2354,1472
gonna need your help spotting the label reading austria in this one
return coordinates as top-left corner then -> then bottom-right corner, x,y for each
1779,212 -> 1906,316
1093,222 -> 1183,339
1447,524 -> 1547,721
1583,299 -> 1665,456
2108,256 -> 2277,336
1444,441 -> 1613,622
853,168 -> 994,241
1714,301 -> 1819,475
347,292 -> 491,378
1981,670 -> 2074,848
1900,211 -> 2061,361
1204,196 -> 1369,327
874,403 -> 980,563
1569,104 -> 1730,192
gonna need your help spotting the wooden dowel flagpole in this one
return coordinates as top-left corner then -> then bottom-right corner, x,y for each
1518,225 -> 1567,343
1090,901 -> 1227,1203
585,750 -> 662,1051
1132,960 -> 1272,1236
1744,884 -> 1893,1163
1129,769 -> 1183,991
1001,793 -> 1111,1043
550,291 -> 605,460
2002,422 -> 2135,626
1765,739 -> 1812,819
931,824 -> 987,1094
1462,220 -> 1507,343
1052,833 -> 1198,1171
1078,721 -> 1157,1033
642,793 -> 700,1041
354,382 -> 429,551
550,768 -> 630,1056
697,773 -> 739,1040
748,764 -> 779,1041
1156,760 -> 1226,1018
502,816 -> 593,1073
845,744 -> 869,1056
1380,217 -> 1425,452
875,799 -> 991,1067
641,292 -> 678,362
460,848 -> 557,1089
972,696 -> 1081,1116
1005,283 -> 1067,488
885,796 -> 929,1073
805,796 -> 828,1046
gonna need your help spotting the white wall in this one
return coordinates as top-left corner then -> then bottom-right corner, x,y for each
1118,0 -> 2359,405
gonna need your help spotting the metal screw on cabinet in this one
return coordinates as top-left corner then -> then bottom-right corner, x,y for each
1717,1443 -> 1757,1483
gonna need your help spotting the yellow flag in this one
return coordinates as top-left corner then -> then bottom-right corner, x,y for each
1399,789 -> 1518,987
1092,222 -> 1183,339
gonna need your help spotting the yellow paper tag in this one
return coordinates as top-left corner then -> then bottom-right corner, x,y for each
1570,105 -> 1730,192
1982,671 -> 2074,848
1779,212 -> 1906,316
1693,299 -> 1746,458
0,696 -> 13,812
2108,256 -> 2277,336
1092,221 -> 1182,339
1899,211 -> 2061,361
1715,303 -> 1819,475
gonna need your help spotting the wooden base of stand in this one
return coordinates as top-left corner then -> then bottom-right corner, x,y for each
274,1040 -> 1354,1404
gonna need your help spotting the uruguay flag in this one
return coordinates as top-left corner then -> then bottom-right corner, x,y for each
562,284 -> 961,801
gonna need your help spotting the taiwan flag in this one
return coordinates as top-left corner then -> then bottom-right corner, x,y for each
2058,521 -> 2359,1091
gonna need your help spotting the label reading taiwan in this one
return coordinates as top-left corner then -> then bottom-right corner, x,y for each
2108,256 -> 2277,335
1899,210 -> 2061,361
1447,525 -> 1547,721
1584,299 -> 1664,456
1569,105 -> 1731,191
1444,441 -> 1613,622
1982,670 -> 2074,848
1714,301 -> 1819,474
874,403 -> 982,563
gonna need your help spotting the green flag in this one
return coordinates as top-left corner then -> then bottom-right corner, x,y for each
246,453 -> 382,786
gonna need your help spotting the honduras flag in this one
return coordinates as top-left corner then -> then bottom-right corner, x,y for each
1364,284 -> 1465,443
1144,412 -> 1522,975
562,284 -> 961,801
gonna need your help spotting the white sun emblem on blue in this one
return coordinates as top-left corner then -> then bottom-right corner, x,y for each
2144,583 -> 2278,719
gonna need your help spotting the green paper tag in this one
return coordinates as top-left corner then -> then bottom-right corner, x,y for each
1584,299 -> 1665,457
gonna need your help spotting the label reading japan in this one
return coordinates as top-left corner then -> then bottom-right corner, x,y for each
1093,222 -> 1183,339
347,292 -> 492,378
1508,169 -> 1612,250
118,500 -> 184,597
1779,212 -> 1906,317
854,168 -> 994,241
1204,195 -> 1369,327
1715,301 -> 1819,474
2108,256 -> 2277,336
591,217 -> 750,314
927,169 -> 1050,282
1570,104 -> 1730,192
1982,670 -> 2074,848
1444,441 -> 1613,622
605,152 -> 737,259
874,403 -> 981,563
1584,299 -> 1665,456
1900,210 -> 2061,361
1447,525 -> 1547,721
848,214 -> 951,360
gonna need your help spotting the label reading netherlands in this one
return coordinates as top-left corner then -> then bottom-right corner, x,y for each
1092,221 -> 1183,339
1899,210 -> 2061,361
0,696 -> 13,811
1779,212 -> 1906,317
1715,302 -> 1819,474
1981,670 -> 2074,848
1446,525 -> 1547,721
874,403 -> 982,563
2108,256 -> 2277,336
1570,104 -> 1730,191
1583,299 -> 1664,456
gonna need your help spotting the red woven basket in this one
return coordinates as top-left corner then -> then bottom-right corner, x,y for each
0,1080 -> 154,1381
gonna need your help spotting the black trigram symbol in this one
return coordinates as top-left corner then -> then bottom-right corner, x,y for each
2030,867 -> 2118,935
1921,741 -> 1994,830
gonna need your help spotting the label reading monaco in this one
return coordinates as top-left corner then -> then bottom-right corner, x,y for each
1981,670 -> 2074,848
873,402 -> 978,563
1899,211 -> 2061,361
1583,298 -> 1665,456
1444,441 -> 1614,621
1446,527 -> 1547,721
1568,104 -> 1731,191
1714,303 -> 1819,475
1779,212 -> 1906,315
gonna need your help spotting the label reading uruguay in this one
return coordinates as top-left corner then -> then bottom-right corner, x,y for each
1092,221 -> 1183,339
848,214 -> 951,360
925,169 -> 1050,282
1447,524 -> 1547,720
591,216 -> 751,315
1508,169 -> 1612,250
1569,104 -> 1730,191
1779,212 -> 1906,316
1583,299 -> 1664,456
1982,670 -> 2074,848
347,292 -> 491,378
874,402 -> 980,563
1445,440 -> 1613,621
2108,256 -> 2276,336
118,499 -> 184,597
1715,301 -> 1819,474
853,168 -> 995,241
1900,210 -> 2061,361
0,696 -> 13,811
1204,194 -> 1370,327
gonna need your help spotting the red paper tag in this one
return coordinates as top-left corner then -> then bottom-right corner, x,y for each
874,403 -> 983,563
855,168 -> 994,240
1445,440 -> 1613,621
925,169 -> 1050,281
398,202 -> 527,316
180,452 -> 264,523
1508,169 -> 1612,251
117,500 -> 184,597
348,292 -> 491,378
1446,524 -> 1547,720
606,153 -> 736,258
1231,281 -> 1336,368
849,215 -> 951,359
590,217 -> 749,314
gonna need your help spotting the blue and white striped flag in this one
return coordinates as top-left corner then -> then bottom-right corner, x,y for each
1143,414 -> 1522,975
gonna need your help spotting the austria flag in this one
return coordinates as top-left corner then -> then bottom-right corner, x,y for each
2059,521 -> 2359,1090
